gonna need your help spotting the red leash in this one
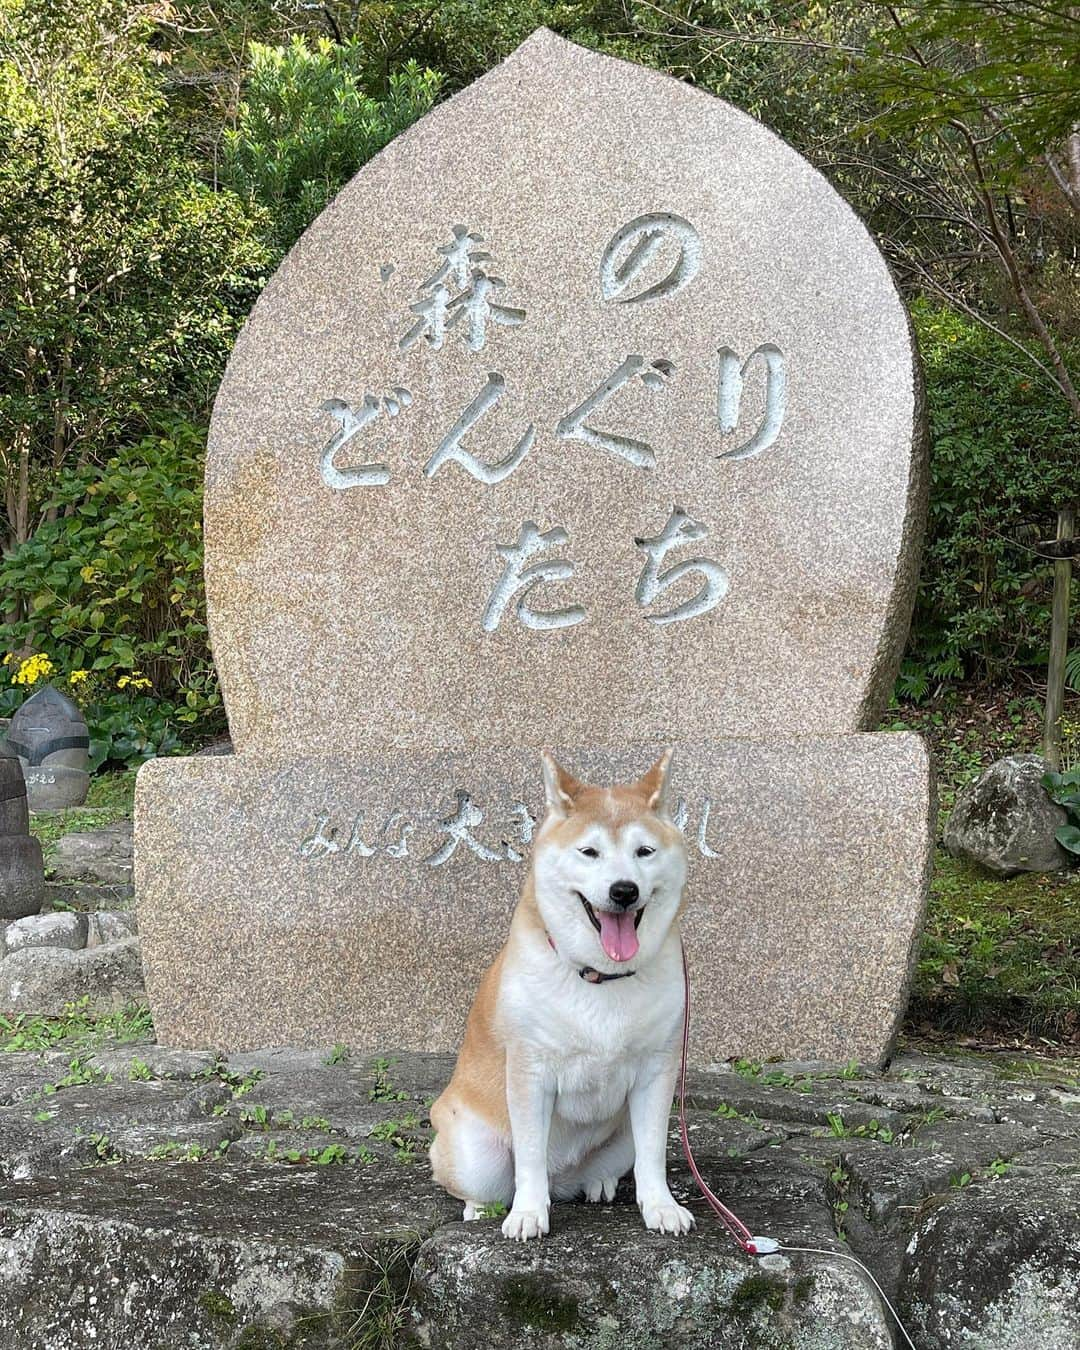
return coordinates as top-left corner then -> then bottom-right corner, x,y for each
676,944 -> 919,1349
678,943 -> 777,1256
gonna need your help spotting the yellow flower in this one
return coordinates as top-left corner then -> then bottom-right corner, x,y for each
12,654 -> 54,687
117,672 -> 152,692
79,565 -> 97,583
68,669 -> 91,686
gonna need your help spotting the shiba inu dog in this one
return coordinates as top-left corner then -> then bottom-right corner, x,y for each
429,750 -> 694,1241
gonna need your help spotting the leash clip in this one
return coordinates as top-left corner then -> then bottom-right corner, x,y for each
746,1236 -> 782,1256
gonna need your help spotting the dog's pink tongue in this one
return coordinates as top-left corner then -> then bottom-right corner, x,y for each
599,910 -> 639,963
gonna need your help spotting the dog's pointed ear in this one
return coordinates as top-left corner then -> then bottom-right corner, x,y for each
541,752 -> 581,819
638,748 -> 674,819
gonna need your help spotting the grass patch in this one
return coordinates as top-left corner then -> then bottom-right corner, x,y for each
990,1056 -> 1080,1087
884,693 -> 1079,1048
339,1237 -> 419,1350
909,851 -> 1079,1043
369,1113 -> 423,1164
368,1057 -> 408,1103
29,768 -> 136,864
0,998 -> 152,1053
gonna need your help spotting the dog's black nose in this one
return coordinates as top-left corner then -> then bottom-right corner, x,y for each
609,880 -> 639,909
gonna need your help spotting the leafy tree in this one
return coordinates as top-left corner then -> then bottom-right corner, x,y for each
219,35 -> 440,257
834,1 -> 1080,420
7,0 -> 1076,728
0,0 -> 269,561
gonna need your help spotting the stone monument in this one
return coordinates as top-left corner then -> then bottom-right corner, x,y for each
2,685 -> 90,810
137,31 -> 932,1063
0,754 -> 45,921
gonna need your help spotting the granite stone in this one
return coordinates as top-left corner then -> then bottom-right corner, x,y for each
138,29 -> 932,1068
943,753 -> 1071,876
48,820 -> 133,885
85,909 -> 138,946
3,912 -> 88,956
136,736 -> 931,1063
0,1163 -> 458,1350
203,29 -> 926,758
0,1048 -> 1070,1347
411,1187 -> 891,1349
88,1044 -> 215,1080
900,1174 -> 1080,1349
0,936 -> 145,1014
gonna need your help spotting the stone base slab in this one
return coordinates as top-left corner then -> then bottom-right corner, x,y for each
21,764 -> 89,813
135,736 -> 932,1064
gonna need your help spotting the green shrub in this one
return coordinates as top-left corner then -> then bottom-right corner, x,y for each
220,37 -> 441,257
904,301 -> 1080,696
0,423 -> 219,767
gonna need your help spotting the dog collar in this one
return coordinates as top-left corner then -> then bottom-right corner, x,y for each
579,966 -> 636,984
546,934 -> 636,984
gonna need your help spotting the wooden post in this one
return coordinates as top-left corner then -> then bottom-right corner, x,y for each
1043,504 -> 1076,770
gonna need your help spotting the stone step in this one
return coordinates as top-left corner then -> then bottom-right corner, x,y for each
413,1156 -> 893,1350
0,1163 -> 456,1349
0,1160 -> 891,1350
0,1046 -> 1073,1347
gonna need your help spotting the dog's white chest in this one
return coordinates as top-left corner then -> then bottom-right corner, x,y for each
554,1056 -> 635,1125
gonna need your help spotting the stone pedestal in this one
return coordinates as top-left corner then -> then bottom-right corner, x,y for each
135,735 -> 932,1065
20,766 -> 91,814
0,761 -> 30,837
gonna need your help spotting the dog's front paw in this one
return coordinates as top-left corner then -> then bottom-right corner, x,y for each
640,1195 -> 695,1235
502,1203 -> 550,1241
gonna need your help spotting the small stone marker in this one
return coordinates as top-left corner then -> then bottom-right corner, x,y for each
0,754 -> 45,921
3,685 -> 90,810
138,31 -> 931,1063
